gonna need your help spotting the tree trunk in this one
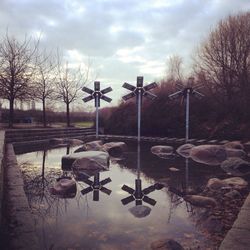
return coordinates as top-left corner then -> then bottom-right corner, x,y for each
42,98 -> 46,127
8,98 -> 14,128
66,102 -> 70,127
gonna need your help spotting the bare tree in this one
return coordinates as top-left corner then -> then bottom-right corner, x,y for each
166,55 -> 183,81
0,33 -> 39,127
31,51 -> 56,127
195,12 -> 250,114
55,55 -> 89,127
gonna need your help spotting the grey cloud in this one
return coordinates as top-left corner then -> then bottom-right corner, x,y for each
0,0 -> 250,105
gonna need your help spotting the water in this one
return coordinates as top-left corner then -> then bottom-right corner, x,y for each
16,143 -> 228,250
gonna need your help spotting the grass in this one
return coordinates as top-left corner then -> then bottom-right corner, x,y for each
72,121 -> 94,127
0,121 -> 94,129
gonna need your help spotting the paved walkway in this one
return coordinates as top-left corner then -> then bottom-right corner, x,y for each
219,193 -> 250,250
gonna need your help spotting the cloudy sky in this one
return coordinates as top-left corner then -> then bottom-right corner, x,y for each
1,0 -> 250,108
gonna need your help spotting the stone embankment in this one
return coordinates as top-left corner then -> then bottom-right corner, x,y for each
99,134 -> 242,145
3,144 -> 40,249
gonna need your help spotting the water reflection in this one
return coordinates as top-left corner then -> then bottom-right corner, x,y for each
121,143 -> 163,212
17,144 -> 217,249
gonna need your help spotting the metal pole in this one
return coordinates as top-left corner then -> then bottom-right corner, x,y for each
137,89 -> 142,143
96,96 -> 99,139
185,158 -> 189,193
185,90 -> 190,142
137,142 -> 140,180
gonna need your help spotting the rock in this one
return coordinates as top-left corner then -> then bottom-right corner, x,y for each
102,142 -> 127,157
64,138 -> 83,146
151,239 -> 184,250
129,205 -> 151,218
203,215 -> 224,233
225,148 -> 246,158
190,145 -> 227,165
62,151 -> 109,169
74,146 -> 87,153
224,190 -> 242,199
176,144 -> 195,158
50,179 -> 77,197
169,167 -> 180,172
224,141 -> 244,150
222,177 -> 248,190
221,157 -> 250,176
84,140 -> 103,151
206,178 -> 227,190
206,176 -> 248,191
50,138 -> 65,145
184,195 -> 217,208
151,145 -> 174,159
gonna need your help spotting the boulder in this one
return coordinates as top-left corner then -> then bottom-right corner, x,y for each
50,138 -> 65,145
102,142 -> 127,157
62,151 -> 109,169
206,176 -> 248,190
151,145 -> 174,159
225,148 -> 246,158
74,146 -> 87,153
224,141 -> 244,150
50,179 -> 77,197
221,157 -> 250,176
151,239 -> 184,250
224,190 -> 242,199
169,167 -> 180,172
176,144 -> 195,158
64,138 -> 83,146
129,205 -> 151,218
222,177 -> 248,190
184,195 -> 217,208
84,140 -> 103,151
190,145 -> 227,165
206,178 -> 227,190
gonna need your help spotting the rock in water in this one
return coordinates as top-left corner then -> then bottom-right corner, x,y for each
62,151 -> 109,169
206,176 -> 248,190
102,142 -> 127,157
129,205 -> 151,218
222,177 -> 248,190
151,145 -> 174,159
84,140 -> 104,151
50,179 -> 77,197
169,167 -> 180,172
206,178 -> 228,190
225,148 -> 246,158
224,190 -> 242,199
74,146 -> 87,153
50,138 -> 65,145
190,145 -> 227,165
176,143 -> 195,158
184,195 -> 217,208
224,141 -> 244,150
151,239 -> 184,250
64,138 -> 83,146
221,157 -> 250,176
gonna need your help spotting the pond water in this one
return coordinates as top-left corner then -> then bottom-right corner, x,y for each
16,142 -> 232,250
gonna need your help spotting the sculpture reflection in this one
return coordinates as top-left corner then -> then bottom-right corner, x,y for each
80,172 -> 112,201
121,143 -> 164,215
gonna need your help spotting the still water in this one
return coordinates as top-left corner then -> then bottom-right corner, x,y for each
16,142 -> 227,250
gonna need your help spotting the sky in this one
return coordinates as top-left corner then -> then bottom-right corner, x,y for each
1,0 -> 250,109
